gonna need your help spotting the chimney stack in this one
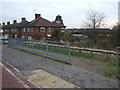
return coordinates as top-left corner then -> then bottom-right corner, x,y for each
22,17 -> 26,22
7,22 -> 10,25
2,23 -> 5,25
13,20 -> 17,24
35,14 -> 41,19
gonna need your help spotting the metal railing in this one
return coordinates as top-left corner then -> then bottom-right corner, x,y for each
7,38 -> 118,56
8,38 -> 71,65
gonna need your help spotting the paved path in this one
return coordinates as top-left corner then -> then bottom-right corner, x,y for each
2,45 -> 119,88
1,60 -> 41,89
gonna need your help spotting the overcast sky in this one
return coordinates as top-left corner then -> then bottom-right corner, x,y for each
0,0 -> 119,28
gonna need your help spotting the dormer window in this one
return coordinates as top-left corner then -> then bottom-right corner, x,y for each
40,27 -> 45,32
48,27 -> 51,32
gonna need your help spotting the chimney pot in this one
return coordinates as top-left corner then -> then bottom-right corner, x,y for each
22,17 -> 26,22
35,14 -> 41,19
7,22 -> 10,25
13,20 -> 17,24
2,23 -> 5,25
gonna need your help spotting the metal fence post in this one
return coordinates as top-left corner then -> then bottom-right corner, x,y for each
32,40 -> 34,51
116,47 -> 119,76
46,41 -> 48,56
66,42 -> 71,64
68,42 -> 71,64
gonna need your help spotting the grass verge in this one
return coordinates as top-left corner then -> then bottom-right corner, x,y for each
11,44 -> 120,78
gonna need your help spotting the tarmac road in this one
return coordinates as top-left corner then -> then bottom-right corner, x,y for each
2,45 -> 119,88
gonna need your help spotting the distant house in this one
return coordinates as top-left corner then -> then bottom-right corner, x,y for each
2,14 -> 66,40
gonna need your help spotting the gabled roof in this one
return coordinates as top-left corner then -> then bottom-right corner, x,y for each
15,21 -> 29,28
27,17 -> 65,27
10,23 -> 19,28
2,21 -> 29,29
2,24 -> 12,29
2,14 -> 66,29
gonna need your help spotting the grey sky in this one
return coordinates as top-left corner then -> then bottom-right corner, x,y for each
0,0 -> 119,28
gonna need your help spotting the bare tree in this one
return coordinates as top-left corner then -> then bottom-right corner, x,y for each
84,11 -> 106,29
82,11 -> 106,45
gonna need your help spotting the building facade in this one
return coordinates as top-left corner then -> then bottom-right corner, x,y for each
2,14 -> 66,40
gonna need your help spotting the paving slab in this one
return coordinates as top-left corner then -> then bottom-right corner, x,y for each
29,69 -> 80,88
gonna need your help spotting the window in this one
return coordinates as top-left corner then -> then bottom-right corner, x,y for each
11,28 -> 17,32
29,28 -> 33,32
23,28 -> 26,32
14,28 -> 17,32
47,34 -> 51,37
24,28 -> 33,32
28,35 -> 32,40
48,27 -> 51,32
40,27 -> 45,32
15,35 -> 17,38
24,28 -> 29,32
22,35 -> 25,39
11,29 -> 14,32
4,29 -> 7,32
5,34 -> 9,37
26,28 -> 29,32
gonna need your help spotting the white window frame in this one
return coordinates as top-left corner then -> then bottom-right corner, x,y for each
47,34 -> 51,37
28,35 -> 32,40
23,28 -> 26,32
26,28 -> 29,32
24,28 -> 29,32
22,35 -> 25,39
15,34 -> 17,38
29,28 -> 33,32
40,27 -> 45,32
24,28 -> 33,32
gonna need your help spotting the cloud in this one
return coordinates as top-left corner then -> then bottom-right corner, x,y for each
2,0 -> 119,2
1,0 -> 118,28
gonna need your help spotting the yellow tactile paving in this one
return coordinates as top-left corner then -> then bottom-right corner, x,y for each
29,69 -> 80,88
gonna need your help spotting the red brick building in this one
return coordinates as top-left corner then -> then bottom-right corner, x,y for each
2,14 -> 66,40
